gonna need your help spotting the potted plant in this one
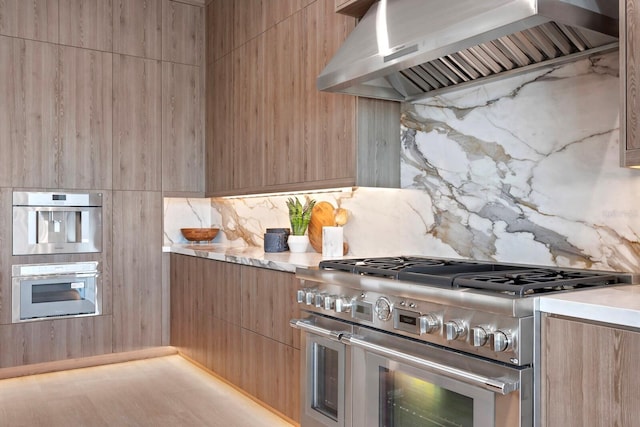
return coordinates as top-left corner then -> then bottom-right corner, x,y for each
286,197 -> 316,252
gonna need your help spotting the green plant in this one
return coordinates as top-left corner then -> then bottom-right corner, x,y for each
286,197 -> 316,236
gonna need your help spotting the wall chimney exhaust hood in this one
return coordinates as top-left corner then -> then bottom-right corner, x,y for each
318,0 -> 619,103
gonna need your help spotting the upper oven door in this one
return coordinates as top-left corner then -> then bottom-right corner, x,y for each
346,326 -> 531,427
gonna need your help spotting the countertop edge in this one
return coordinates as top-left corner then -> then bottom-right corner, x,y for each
164,244 -> 325,273
538,285 -> 640,329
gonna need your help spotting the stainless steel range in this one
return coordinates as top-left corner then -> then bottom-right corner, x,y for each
291,256 -> 633,427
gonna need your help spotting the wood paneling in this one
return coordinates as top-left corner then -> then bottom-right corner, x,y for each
303,0 -> 356,183
162,62 -> 203,194
10,38 -> 59,188
541,315 -> 640,426
59,0 -> 113,51
202,259 -> 241,324
59,46 -> 113,189
206,54 -> 234,194
113,54 -> 162,191
162,0 -> 202,66
263,11 -> 305,187
622,0 -> 640,165
112,191 -> 163,352
0,316 -> 112,368
113,0 -> 162,59
0,189 -> 12,325
241,329 -> 300,422
206,0 -> 233,62
0,0 -> 59,43
241,266 -> 301,349
232,36 -> 265,190
0,36 -> 14,187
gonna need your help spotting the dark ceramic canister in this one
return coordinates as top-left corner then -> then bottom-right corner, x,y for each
264,228 -> 290,252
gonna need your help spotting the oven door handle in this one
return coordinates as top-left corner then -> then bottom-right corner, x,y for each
289,319 -> 344,342
341,334 -> 519,395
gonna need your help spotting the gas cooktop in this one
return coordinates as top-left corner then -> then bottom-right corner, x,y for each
319,256 -> 626,296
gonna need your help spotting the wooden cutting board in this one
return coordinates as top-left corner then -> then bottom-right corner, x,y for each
308,202 -> 348,254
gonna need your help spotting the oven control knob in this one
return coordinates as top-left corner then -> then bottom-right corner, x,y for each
420,313 -> 440,334
470,326 -> 490,347
296,290 -> 306,304
324,295 -> 336,311
335,297 -> 353,313
491,330 -> 512,352
444,320 -> 466,341
375,297 -> 393,321
305,291 -> 316,305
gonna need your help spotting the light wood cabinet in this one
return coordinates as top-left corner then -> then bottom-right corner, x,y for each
621,0 -> 640,166
112,0 -> 162,59
205,0 -> 400,197
59,46 -> 113,189
162,62 -> 204,194
8,38 -> 59,188
162,0 -> 203,66
540,314 -> 640,426
0,0 -> 59,43
334,0 -> 375,18
112,191 -> 163,352
0,189 -> 13,325
0,316 -> 112,368
113,54 -> 162,191
0,36 -> 15,187
170,254 -> 300,422
59,0 -> 113,51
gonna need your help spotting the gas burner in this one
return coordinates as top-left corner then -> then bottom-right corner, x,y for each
453,268 -> 620,296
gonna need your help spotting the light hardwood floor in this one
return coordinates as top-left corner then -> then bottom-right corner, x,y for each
0,355 -> 295,427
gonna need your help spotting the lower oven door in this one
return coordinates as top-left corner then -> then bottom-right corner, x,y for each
345,326 -> 532,427
291,315 -> 353,427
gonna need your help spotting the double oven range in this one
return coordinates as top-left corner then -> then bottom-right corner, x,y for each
291,256 -> 633,427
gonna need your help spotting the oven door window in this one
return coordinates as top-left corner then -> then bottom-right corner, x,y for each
306,334 -> 346,427
366,353 -> 495,427
31,282 -> 86,303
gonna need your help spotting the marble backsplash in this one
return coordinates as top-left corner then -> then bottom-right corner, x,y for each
164,51 -> 640,273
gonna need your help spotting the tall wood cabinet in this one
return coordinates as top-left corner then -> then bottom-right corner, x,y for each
540,314 -> 640,426
621,0 -> 640,166
205,0 -> 400,197
170,254 -> 301,423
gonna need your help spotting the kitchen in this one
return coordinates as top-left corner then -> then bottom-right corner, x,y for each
1,0 -> 639,426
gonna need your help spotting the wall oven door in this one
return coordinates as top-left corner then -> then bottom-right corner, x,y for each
12,262 -> 100,322
291,316 -> 353,427
346,325 -> 532,427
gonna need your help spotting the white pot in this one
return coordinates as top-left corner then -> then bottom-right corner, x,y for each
287,235 -> 309,253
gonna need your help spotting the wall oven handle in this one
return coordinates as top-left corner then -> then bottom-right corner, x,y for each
341,334 -> 519,395
289,319 -> 344,342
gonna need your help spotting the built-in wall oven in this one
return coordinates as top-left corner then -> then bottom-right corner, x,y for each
12,262 -> 101,323
291,256 -> 633,427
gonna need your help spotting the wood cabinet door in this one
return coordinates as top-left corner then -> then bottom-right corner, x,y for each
59,0 -> 113,51
541,315 -> 640,426
162,0 -> 203,66
113,0 -> 162,59
303,0 -> 357,184
112,191 -> 163,352
58,46 -> 113,189
162,62 -> 203,194
241,266 -> 301,349
622,0 -> 640,165
9,38 -> 59,188
113,54 -> 162,191
0,0 -> 59,43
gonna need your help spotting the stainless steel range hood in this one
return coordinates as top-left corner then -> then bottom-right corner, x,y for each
318,0 -> 619,103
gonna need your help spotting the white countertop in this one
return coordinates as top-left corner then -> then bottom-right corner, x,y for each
538,285 -> 640,329
164,243 -> 326,273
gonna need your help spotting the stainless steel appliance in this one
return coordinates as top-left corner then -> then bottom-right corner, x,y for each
291,257 -> 633,427
12,262 -> 101,323
13,191 -> 103,255
318,0 -> 619,102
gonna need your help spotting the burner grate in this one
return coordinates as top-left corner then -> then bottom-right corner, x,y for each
453,269 -> 620,296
